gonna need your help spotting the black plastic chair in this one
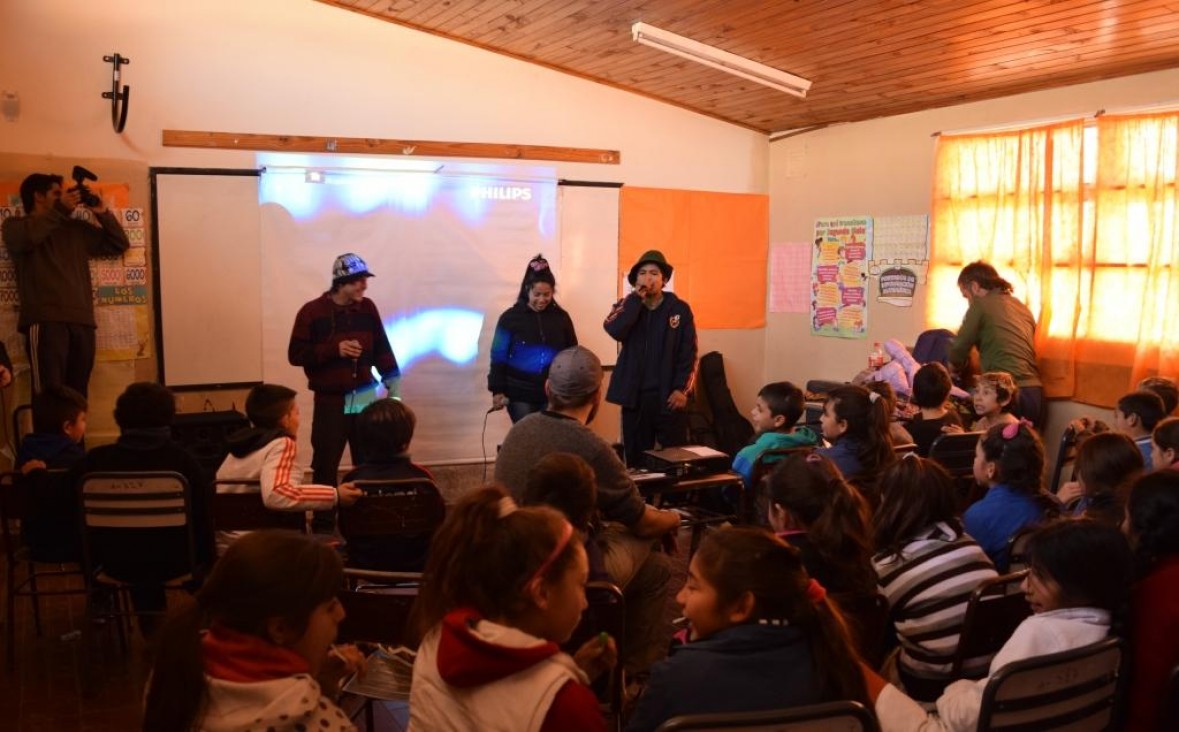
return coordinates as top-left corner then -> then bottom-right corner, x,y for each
1048,426 -> 1079,495
976,637 -> 1122,730
338,479 -> 446,572
0,470 -> 88,670
1005,526 -> 1037,575
210,480 -> 307,548
928,431 -> 985,509
563,581 -> 626,731
656,700 -> 879,731
950,571 -> 1031,681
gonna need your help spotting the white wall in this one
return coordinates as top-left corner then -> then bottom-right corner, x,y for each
767,67 -> 1179,448
0,0 -> 769,449
0,0 -> 767,189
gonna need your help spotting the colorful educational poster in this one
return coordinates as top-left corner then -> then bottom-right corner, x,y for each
811,216 -> 871,338
878,266 -> 919,307
0,181 -> 151,362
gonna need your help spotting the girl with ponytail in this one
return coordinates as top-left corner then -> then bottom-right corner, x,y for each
409,486 -> 614,732
817,384 -> 895,502
626,527 -> 869,732
143,530 -> 361,732
766,452 -> 876,601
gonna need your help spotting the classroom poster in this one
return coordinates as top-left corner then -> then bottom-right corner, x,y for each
870,214 -> 929,282
0,181 -> 152,363
768,242 -> 810,313
811,216 -> 871,339
878,266 -> 918,307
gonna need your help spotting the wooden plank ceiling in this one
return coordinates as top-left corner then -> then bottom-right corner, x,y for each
317,0 -> 1179,134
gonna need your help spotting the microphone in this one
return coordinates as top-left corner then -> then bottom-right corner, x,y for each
352,358 -> 358,379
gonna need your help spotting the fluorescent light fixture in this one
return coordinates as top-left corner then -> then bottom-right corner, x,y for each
631,22 -> 811,98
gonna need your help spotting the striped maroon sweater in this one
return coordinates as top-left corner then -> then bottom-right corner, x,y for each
288,293 -> 400,395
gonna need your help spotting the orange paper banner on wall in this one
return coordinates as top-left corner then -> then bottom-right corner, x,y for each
619,187 -> 767,329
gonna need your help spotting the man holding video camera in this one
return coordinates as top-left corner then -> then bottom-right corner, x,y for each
1,172 -> 130,396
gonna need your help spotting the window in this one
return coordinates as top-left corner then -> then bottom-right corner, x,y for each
929,113 -> 1179,406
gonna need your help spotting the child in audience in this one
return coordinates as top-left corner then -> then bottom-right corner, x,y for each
816,384 -> 895,498
16,385 -> 88,562
80,382 -> 215,634
339,398 -> 438,571
16,385 -> 87,472
969,371 -> 1018,432
873,456 -> 998,702
905,363 -> 964,456
216,384 -> 361,552
868,519 -> 1132,732
963,421 -> 1053,569
409,486 -> 615,732
523,452 -> 610,582
732,381 -> 820,490
626,527 -> 869,732
1151,416 -> 1179,470
1138,375 -> 1178,416
143,530 -> 364,732
865,380 -> 915,448
1055,432 -> 1143,524
766,453 -> 877,605
1115,390 -> 1168,467
1122,470 -> 1179,731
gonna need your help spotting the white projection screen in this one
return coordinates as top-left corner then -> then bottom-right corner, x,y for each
152,161 -> 620,465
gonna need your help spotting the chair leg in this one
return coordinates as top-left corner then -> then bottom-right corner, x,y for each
364,700 -> 374,731
26,562 -> 43,637
5,572 -> 16,673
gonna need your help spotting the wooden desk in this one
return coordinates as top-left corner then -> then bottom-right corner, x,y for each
634,471 -> 743,556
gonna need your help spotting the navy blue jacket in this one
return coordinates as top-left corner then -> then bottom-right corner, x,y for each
626,623 -> 826,732
604,291 -> 697,409
487,301 -> 577,404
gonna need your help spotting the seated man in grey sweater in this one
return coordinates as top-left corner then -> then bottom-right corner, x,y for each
495,345 -> 680,675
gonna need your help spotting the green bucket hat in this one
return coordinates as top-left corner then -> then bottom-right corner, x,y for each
627,250 -> 673,286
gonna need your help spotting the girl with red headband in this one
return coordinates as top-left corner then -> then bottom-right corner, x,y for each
408,486 -> 615,732
626,527 -> 869,732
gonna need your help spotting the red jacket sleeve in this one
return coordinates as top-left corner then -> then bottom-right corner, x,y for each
540,680 -> 606,732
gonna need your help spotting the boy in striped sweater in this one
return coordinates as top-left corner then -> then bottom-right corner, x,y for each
215,384 -> 361,553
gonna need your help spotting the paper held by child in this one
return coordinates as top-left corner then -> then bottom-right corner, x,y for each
342,645 -> 416,701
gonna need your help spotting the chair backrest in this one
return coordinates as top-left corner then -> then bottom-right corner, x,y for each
838,592 -> 892,669
338,479 -> 446,538
14,468 -> 82,563
1162,662 -> 1179,731
1005,526 -> 1037,575
337,568 -> 423,648
1048,427 -> 1079,495
80,471 -> 196,582
929,431 -> 985,508
977,637 -> 1122,731
656,700 -> 879,732
0,471 -> 23,558
893,442 -> 918,457
952,571 -> 1032,679
563,581 -> 625,716
211,480 -> 306,533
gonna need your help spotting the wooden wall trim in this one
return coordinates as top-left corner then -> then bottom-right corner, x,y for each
161,130 -> 620,165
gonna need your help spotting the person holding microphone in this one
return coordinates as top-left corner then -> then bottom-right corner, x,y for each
288,253 -> 400,486
604,250 -> 698,466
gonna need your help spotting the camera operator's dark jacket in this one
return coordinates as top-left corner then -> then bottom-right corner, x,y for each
604,291 -> 698,410
1,207 -> 129,331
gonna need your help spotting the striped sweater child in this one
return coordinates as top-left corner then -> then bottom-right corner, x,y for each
873,521 -> 997,698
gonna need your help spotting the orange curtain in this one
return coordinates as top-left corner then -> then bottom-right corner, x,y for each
1086,113 -> 1179,396
619,187 -> 768,329
927,120 -> 1086,398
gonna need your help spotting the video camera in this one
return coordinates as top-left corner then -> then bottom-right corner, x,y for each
69,165 -> 101,207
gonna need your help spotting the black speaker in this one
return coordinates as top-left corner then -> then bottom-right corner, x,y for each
172,410 -> 250,475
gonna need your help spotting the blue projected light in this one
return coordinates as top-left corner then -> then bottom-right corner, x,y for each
387,308 -> 485,369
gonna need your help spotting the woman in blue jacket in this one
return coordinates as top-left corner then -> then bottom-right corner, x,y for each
488,254 -> 578,422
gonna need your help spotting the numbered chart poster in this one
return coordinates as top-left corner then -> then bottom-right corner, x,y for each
810,216 -> 872,339
0,180 -> 152,362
